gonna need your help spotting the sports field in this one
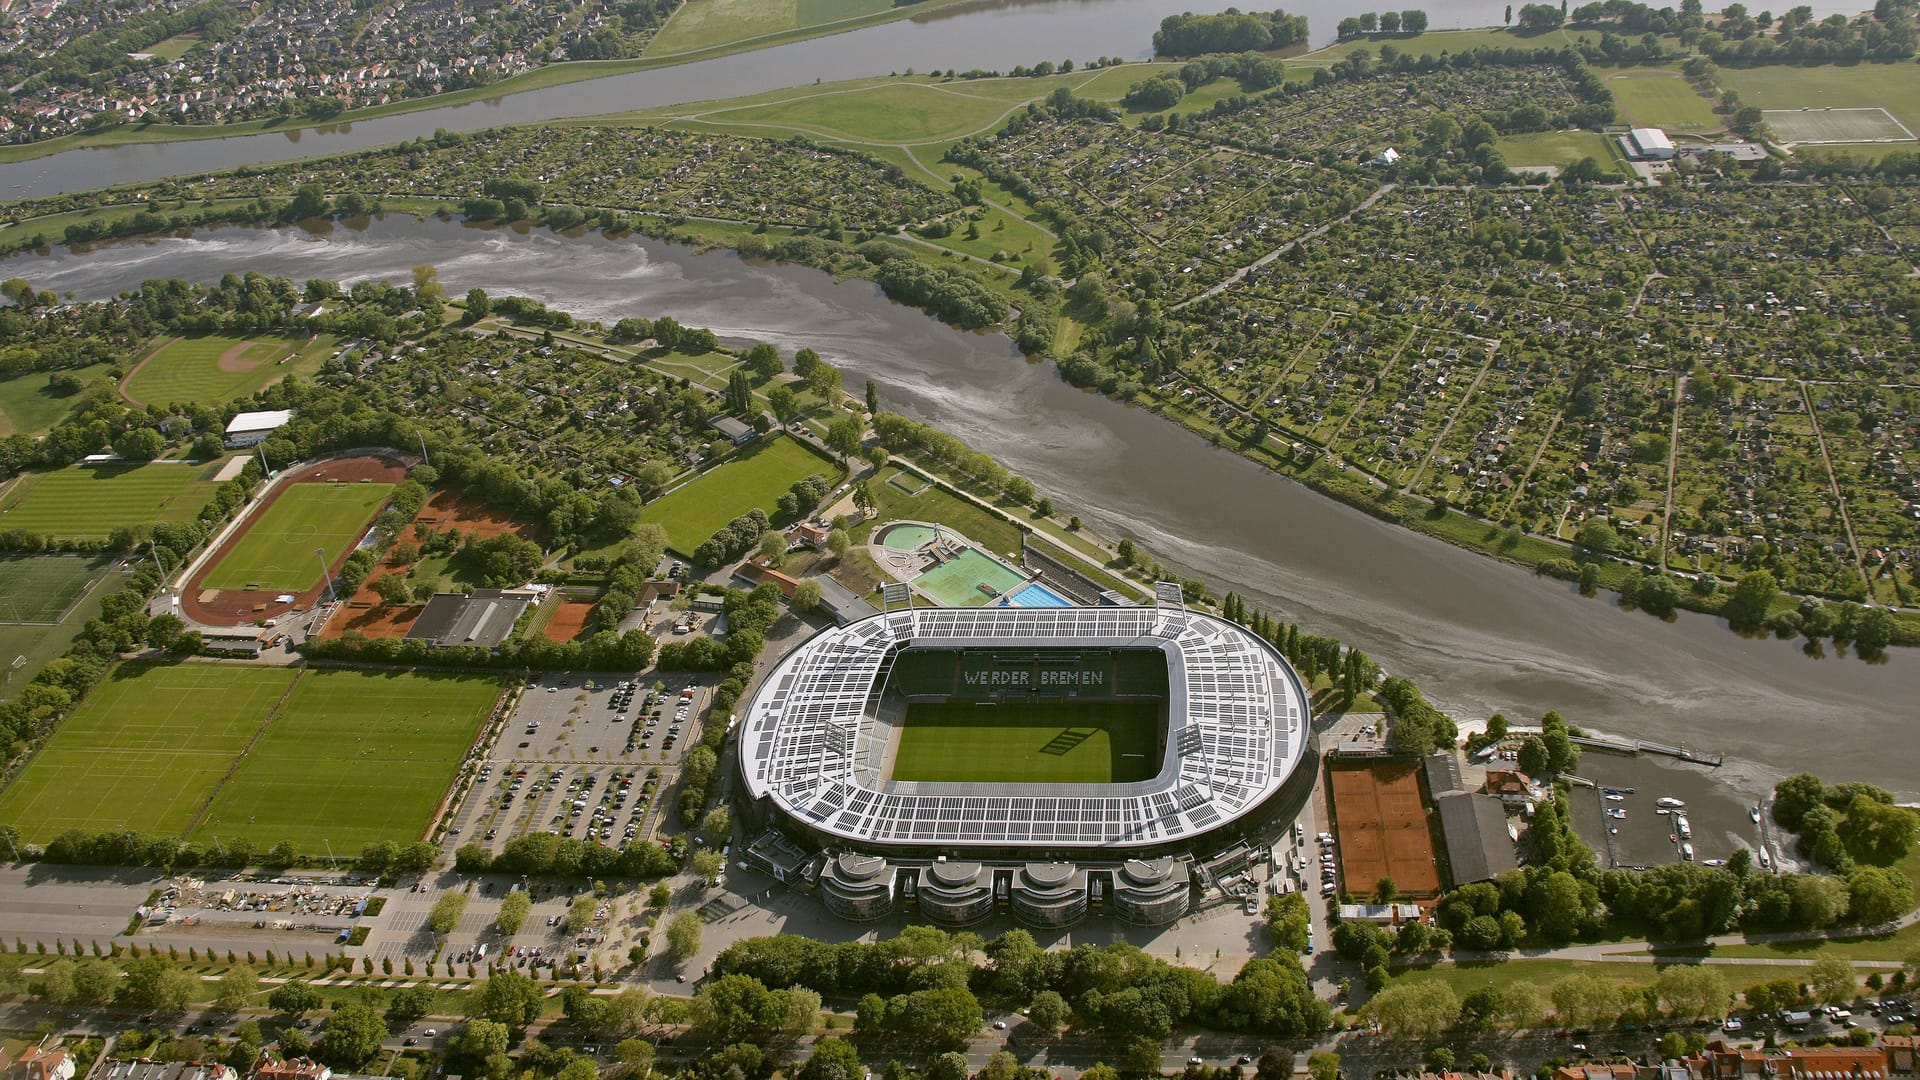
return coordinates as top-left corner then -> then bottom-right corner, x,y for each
0,554 -> 116,624
649,0 -> 892,55
0,665 -> 297,843
0,460 -> 225,539
1722,63 -> 1920,140
198,669 -> 500,850
698,83 -> 1011,143
1605,68 -> 1721,132
122,333 -> 335,408
891,699 -> 1162,784
1763,107 -> 1914,144
641,435 -> 838,554
0,363 -> 117,437
1328,760 -> 1443,897
200,482 -> 395,591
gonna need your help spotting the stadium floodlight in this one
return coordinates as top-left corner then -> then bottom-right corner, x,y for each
316,547 -> 338,603
880,582 -> 912,611
1153,581 -> 1186,608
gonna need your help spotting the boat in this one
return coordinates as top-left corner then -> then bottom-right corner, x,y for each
1656,807 -> 1672,815
1605,793 -> 1625,802
1603,787 -> 1623,795
1750,805 -> 1762,823
1657,797 -> 1686,809
1681,842 -> 1696,862
1676,815 -> 1693,840
1759,848 -> 1772,869
1703,858 -> 1727,867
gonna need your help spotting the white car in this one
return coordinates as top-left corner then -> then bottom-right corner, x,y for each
1722,1018 -> 1743,1032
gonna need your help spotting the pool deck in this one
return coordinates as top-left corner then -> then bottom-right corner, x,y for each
867,518 -> 1043,609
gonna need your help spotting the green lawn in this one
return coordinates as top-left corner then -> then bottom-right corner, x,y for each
649,0 -> 893,55
0,460 -> 225,539
1496,130 -> 1632,174
1302,25 -> 1600,60
123,333 -> 336,408
0,554 -> 116,624
696,83 -> 1012,143
0,363 -> 117,436
1720,61 -> 1920,137
142,32 -> 200,60
197,669 -> 501,851
859,466 -> 1025,557
641,435 -> 839,554
1605,67 -> 1723,132
0,664 -> 298,843
891,699 -> 1162,783
202,482 -> 396,591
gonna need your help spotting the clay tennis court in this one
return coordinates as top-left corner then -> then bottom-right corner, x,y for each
542,597 -> 597,643
1328,760 -> 1443,897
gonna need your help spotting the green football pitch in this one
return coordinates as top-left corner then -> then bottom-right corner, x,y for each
198,669 -> 501,851
201,482 -> 395,592
0,664 -> 297,843
891,699 -> 1163,784
0,664 -> 501,851
0,460 -> 224,539
0,553 -> 115,623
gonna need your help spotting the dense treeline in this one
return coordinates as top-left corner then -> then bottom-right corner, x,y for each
1772,772 -> 1920,872
302,625 -> 657,671
453,829 -> 682,878
1153,9 -> 1310,56
870,412 -> 1038,503
715,927 -> 1330,1040
871,261 -> 1009,330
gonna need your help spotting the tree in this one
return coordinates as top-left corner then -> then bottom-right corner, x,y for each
1518,735 -> 1549,777
373,573 -> 414,608
1308,1053 -> 1340,1080
270,980 -> 325,1017
71,958 -> 119,1005
1656,965 -> 1731,1019
827,414 -> 864,458
429,891 -> 468,935
692,848 -> 725,883
119,954 -> 195,1011
454,1019 -> 512,1062
473,970 -> 545,1030
1724,570 -> 1779,629
386,985 -> 435,1032
928,1053 -> 970,1080
865,380 -> 880,414
322,1002 -> 388,1069
566,895 -> 598,935
1256,1049 -> 1295,1080
851,481 -> 876,517
768,385 -> 799,427
1811,953 -> 1856,1004
1366,980 -> 1459,1036
799,1037 -> 862,1080
1791,874 -> 1850,928
215,965 -> 258,1011
791,579 -> 823,613
615,1039 -> 655,1079
1028,990 -> 1071,1036
498,890 -> 533,936
1402,9 -> 1429,31
1839,797 -> 1919,865
1774,774 -> 1830,832
702,805 -> 732,844
1575,519 -> 1619,558
1550,973 -> 1621,1027
1847,865 -> 1913,926
667,911 -> 703,961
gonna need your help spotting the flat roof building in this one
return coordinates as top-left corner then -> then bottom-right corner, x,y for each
405,590 -> 532,649
224,410 -> 293,448
1628,127 -> 1676,159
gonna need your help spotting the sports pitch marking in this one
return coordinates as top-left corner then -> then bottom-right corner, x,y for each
1764,106 -> 1916,144
891,699 -> 1162,784
200,482 -> 395,592
0,553 -> 116,624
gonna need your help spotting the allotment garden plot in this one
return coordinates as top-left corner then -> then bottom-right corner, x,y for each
0,664 -> 297,843
0,460 -> 225,539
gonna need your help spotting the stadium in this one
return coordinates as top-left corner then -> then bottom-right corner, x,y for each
736,587 -> 1316,927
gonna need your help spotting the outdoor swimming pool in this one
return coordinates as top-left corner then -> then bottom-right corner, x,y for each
876,522 -> 943,551
914,547 -> 1029,607
1006,582 -> 1073,607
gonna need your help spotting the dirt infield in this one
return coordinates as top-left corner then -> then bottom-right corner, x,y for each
321,578 -> 423,640
542,597 -> 597,642
216,340 -> 277,373
1328,760 -> 1443,898
181,453 -> 410,628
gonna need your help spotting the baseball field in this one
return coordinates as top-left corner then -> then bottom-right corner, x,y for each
122,333 -> 336,408
891,699 -> 1163,784
199,481 -> 395,592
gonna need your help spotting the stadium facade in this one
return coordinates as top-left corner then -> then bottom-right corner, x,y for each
734,595 -> 1316,927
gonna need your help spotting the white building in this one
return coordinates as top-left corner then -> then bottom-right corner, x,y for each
224,409 -> 293,448
1628,127 -> 1675,160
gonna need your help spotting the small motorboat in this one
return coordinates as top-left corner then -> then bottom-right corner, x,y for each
1605,794 -> 1626,802
1750,805 -> 1762,823
1657,796 -> 1686,809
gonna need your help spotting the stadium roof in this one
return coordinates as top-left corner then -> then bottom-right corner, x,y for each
225,409 -> 293,435
739,605 -> 1311,851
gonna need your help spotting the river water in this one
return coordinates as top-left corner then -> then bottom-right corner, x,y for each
0,0 -> 1863,202
6,216 -> 1913,796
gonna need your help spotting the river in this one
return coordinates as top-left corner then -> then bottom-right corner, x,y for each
5,216 -> 1913,797
0,0 -> 1864,202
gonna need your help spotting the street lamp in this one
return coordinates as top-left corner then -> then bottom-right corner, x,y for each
316,547 -> 338,603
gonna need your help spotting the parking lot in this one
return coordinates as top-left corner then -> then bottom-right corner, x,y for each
444,675 -> 712,856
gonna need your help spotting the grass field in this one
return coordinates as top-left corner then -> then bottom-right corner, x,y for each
0,363 -> 117,437
123,333 -> 335,408
141,32 -> 200,60
640,435 -> 838,554
201,482 -> 396,591
1722,62 -> 1920,140
1605,67 -> 1722,132
649,0 -> 892,55
1496,130 -> 1632,174
1764,107 -> 1914,143
197,669 -> 500,851
0,665 -> 298,843
891,699 -> 1162,783
696,83 -> 1013,143
0,554 -> 116,624
0,460 -> 224,539
858,465 -> 1025,557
